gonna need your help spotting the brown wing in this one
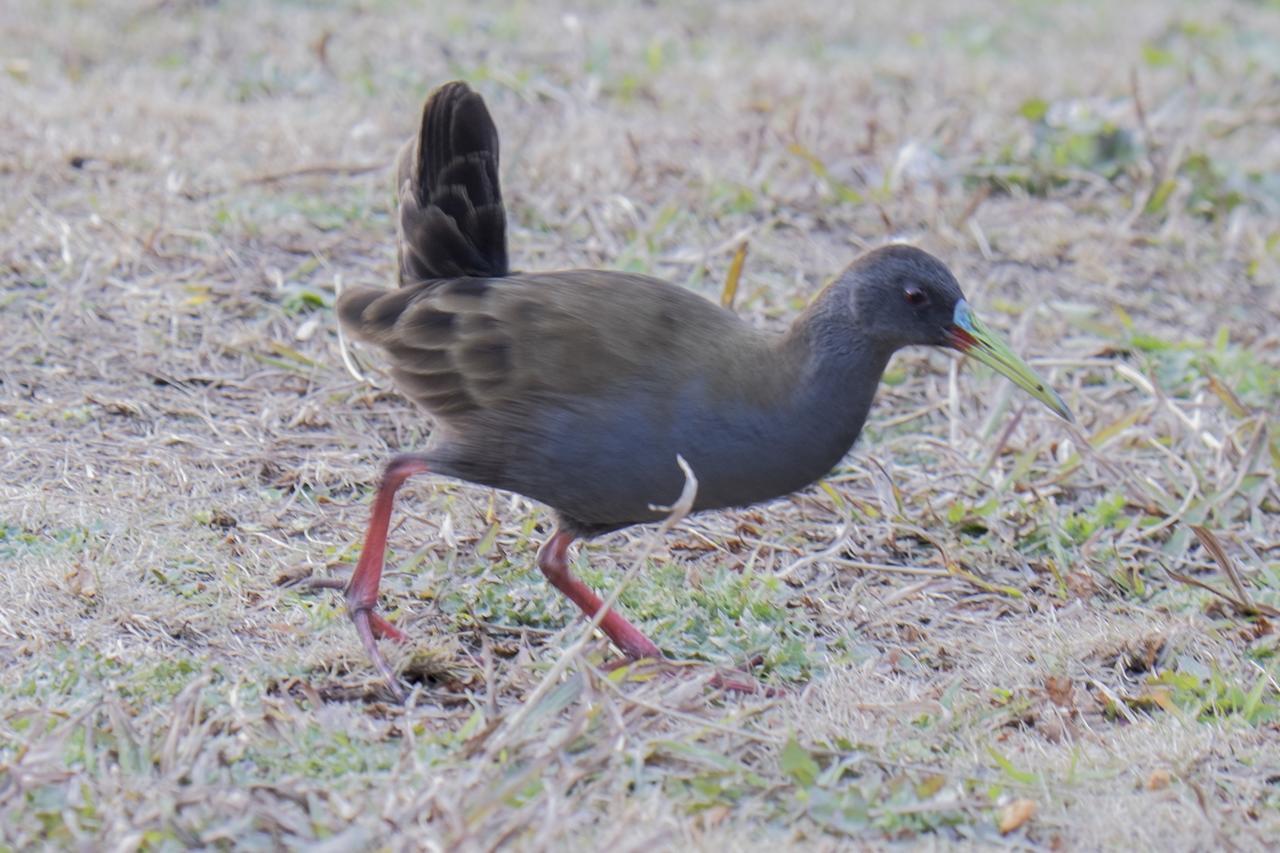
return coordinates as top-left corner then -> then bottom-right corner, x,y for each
336,270 -> 763,420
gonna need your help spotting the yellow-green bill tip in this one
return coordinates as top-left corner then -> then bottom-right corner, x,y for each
949,300 -> 1073,422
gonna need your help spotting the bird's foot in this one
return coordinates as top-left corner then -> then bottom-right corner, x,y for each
349,604 -> 409,702
317,454 -> 432,703
297,574 -> 411,700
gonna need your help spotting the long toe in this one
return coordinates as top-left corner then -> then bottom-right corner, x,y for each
350,608 -> 408,702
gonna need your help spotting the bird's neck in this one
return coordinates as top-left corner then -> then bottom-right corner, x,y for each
779,284 -> 895,452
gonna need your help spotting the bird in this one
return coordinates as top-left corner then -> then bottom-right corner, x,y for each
328,81 -> 1072,699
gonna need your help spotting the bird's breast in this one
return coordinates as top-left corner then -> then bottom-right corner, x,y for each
485,375 -> 866,528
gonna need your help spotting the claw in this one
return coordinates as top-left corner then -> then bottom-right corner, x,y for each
352,608 -> 407,702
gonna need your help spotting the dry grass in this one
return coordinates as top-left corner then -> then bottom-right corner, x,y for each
3,0 -> 1279,848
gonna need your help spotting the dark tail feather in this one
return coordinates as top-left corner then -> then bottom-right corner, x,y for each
396,81 -> 508,282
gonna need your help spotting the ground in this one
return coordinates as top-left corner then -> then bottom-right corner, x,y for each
2,0 -> 1279,849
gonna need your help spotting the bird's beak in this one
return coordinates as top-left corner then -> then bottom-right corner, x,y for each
947,300 -> 1073,422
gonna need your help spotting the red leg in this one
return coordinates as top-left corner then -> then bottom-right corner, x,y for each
536,528 -> 663,660
537,534 -> 767,694
344,453 -> 431,700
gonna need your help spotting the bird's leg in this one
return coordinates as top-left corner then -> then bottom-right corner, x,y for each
536,531 -> 770,693
342,453 -> 432,700
536,528 -> 663,660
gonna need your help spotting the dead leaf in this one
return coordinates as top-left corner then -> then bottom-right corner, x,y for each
702,805 -> 732,829
209,508 -> 237,529
720,240 -> 749,310
1045,675 -> 1074,708
1240,617 -> 1273,642
915,774 -> 947,798
1065,570 -> 1097,599
64,560 -> 97,599
670,538 -> 717,552
1143,686 -> 1178,714
1205,374 -> 1249,418
999,798 -> 1037,834
1039,716 -> 1066,743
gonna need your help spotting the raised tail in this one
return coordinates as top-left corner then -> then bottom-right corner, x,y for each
395,81 -> 508,282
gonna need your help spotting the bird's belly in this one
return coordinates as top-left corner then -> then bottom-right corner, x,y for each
491,389 -> 854,529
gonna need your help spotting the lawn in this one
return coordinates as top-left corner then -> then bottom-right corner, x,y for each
2,0 -> 1278,848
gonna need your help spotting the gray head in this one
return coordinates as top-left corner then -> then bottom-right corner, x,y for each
840,243 -> 1073,420
845,244 -> 966,348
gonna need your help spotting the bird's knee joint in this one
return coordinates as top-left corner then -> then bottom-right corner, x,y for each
537,552 -> 569,584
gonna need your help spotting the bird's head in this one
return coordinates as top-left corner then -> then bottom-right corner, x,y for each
845,244 -> 1072,421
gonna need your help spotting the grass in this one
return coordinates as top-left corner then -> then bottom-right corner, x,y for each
2,0 -> 1279,848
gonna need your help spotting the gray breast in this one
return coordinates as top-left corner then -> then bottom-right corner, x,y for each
484,377 -> 866,529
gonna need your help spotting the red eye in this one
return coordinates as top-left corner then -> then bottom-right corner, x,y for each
904,286 -> 928,306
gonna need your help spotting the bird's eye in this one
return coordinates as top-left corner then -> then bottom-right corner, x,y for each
904,286 -> 929,307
